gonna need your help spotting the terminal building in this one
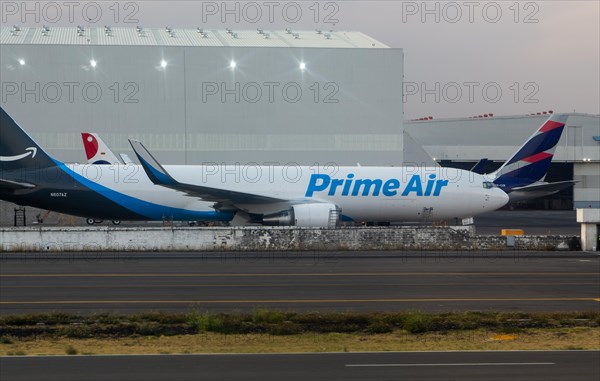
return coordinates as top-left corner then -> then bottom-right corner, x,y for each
1,27 -> 599,247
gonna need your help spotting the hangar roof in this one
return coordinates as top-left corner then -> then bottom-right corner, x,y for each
0,27 -> 389,48
405,112 -> 600,125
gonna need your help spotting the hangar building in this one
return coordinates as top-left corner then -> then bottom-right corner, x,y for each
0,26 -> 405,165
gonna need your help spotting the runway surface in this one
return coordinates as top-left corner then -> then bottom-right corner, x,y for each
1,351 -> 598,381
1,252 -> 598,314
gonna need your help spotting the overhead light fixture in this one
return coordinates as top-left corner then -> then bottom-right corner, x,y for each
90,59 -> 97,68
160,60 -> 167,68
229,60 -> 236,69
299,62 -> 306,71
18,59 -> 25,66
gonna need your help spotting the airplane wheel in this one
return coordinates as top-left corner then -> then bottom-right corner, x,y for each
112,220 -> 121,225
86,218 -> 95,225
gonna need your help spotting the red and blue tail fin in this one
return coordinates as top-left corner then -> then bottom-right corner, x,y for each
492,113 -> 568,191
81,133 -> 122,165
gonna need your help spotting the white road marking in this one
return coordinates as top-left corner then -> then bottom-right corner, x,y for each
345,362 -> 555,367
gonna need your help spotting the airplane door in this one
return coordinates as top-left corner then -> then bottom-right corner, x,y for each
566,125 -> 583,161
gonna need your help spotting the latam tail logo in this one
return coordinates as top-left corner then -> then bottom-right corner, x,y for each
0,147 -> 37,162
494,115 -> 567,189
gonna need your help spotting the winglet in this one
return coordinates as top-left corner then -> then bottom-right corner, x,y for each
129,139 -> 283,206
129,140 -> 177,186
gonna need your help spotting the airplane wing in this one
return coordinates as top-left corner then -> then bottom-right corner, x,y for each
511,180 -> 578,193
128,140 -> 286,208
0,178 -> 36,190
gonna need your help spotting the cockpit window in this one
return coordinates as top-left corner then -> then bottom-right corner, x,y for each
482,181 -> 495,189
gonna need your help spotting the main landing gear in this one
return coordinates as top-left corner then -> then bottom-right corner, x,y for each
86,218 -> 121,226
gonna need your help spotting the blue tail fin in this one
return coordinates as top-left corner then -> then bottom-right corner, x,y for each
0,106 -> 56,171
492,113 -> 568,191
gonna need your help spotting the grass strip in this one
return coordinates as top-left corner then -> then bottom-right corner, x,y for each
2,329 -> 599,356
1,310 -> 599,339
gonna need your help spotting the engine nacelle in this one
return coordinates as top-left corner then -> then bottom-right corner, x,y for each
262,203 -> 340,228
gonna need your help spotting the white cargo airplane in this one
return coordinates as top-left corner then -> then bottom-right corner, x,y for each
0,106 -> 514,227
86,120 -> 575,207
127,112 -> 571,225
3,107 -> 571,226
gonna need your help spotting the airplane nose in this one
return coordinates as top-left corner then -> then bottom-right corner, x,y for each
489,188 -> 510,210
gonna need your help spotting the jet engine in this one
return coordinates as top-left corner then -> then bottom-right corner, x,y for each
262,203 -> 340,228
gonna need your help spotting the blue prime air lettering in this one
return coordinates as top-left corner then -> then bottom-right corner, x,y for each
305,174 -> 449,197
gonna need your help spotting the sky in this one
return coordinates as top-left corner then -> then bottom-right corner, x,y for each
2,1 -> 598,119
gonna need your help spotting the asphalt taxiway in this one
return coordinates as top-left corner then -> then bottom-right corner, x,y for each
1,252 -> 598,314
1,351 -> 598,381
474,210 -> 579,235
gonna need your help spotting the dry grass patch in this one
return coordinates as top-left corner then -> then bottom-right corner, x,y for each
1,328 -> 598,356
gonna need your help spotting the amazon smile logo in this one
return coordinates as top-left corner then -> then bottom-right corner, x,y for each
0,147 -> 37,162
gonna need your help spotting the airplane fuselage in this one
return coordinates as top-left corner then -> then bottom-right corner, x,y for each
0,162 -> 509,223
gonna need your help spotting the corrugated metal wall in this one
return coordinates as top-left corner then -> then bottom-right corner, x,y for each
0,44 -> 404,166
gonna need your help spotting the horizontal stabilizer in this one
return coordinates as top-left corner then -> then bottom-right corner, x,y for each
511,180 -> 578,193
0,178 -> 36,190
129,140 -> 284,207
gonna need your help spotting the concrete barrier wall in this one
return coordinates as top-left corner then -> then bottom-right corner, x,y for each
0,227 -> 578,252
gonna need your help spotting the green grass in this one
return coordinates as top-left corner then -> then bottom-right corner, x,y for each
1,311 -> 598,339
